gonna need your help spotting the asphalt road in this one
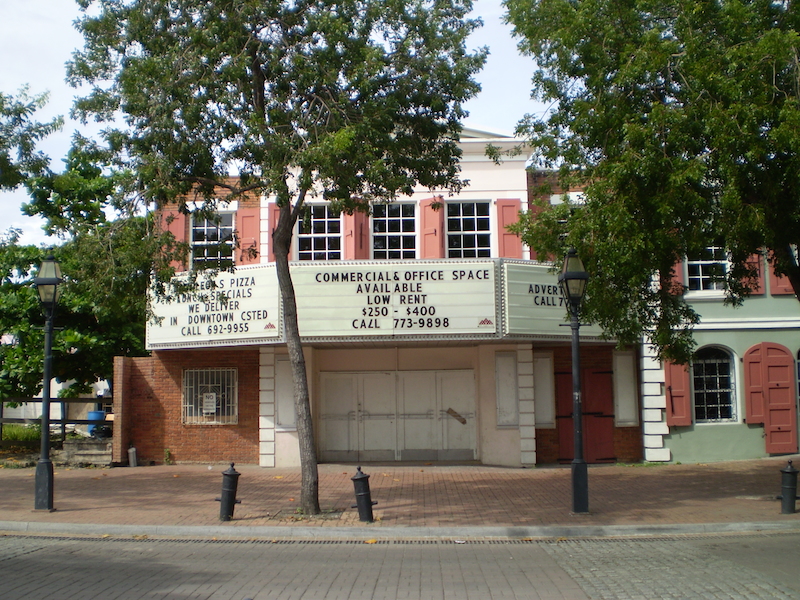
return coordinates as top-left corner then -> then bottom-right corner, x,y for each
1,531 -> 798,599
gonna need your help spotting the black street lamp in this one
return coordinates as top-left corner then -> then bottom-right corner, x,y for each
34,255 -> 62,511
558,247 -> 589,514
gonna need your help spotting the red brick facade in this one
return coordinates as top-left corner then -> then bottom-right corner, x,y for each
114,348 -> 260,465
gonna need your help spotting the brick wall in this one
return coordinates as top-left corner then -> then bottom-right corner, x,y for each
534,428 -> 559,464
614,426 -> 643,463
115,348 -> 260,465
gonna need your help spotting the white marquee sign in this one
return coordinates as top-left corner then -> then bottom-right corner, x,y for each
147,265 -> 281,349
292,262 -> 498,337
503,262 -> 604,338
146,260 -> 605,349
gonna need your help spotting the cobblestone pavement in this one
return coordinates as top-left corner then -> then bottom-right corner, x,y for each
541,533 -> 800,599
1,457 -> 800,533
1,531 -> 798,600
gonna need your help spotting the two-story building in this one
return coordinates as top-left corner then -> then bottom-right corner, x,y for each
640,252 -> 799,463
112,129 -> 645,468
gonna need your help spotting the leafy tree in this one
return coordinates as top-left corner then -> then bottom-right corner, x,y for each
0,230 -> 48,403
0,88 -> 62,191
69,0 -> 486,513
0,222 -> 158,403
505,0 -> 800,363
1,140 -> 185,404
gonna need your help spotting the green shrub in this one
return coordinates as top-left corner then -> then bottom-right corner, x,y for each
2,423 -> 42,442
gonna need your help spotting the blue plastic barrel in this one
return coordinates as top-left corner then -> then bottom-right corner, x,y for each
87,410 -> 105,435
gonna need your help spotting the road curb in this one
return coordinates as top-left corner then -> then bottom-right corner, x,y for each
3,519 -> 800,541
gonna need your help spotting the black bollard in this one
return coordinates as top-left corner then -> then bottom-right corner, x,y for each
780,460 -> 798,514
216,462 -> 241,521
351,466 -> 377,522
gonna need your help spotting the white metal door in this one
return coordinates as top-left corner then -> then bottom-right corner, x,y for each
438,371 -> 476,460
398,371 -> 438,461
319,373 -> 358,462
319,370 -> 475,462
360,373 -> 396,461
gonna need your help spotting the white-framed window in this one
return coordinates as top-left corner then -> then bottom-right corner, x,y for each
372,203 -> 416,259
687,246 -> 728,292
191,212 -> 235,270
446,201 -> 491,258
692,347 -> 736,423
298,205 -> 342,260
183,368 -> 238,425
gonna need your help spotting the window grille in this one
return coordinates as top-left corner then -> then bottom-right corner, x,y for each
298,205 -> 341,260
373,204 -> 416,259
191,213 -> 234,270
687,246 -> 728,291
692,347 -> 735,422
183,368 -> 238,425
446,201 -> 491,258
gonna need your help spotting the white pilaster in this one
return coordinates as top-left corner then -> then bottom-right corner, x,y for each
259,346 -> 276,467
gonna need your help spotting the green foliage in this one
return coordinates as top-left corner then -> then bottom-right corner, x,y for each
1,423 -> 41,442
505,0 -> 800,362
0,89 -> 63,191
68,0 -> 486,210
0,220 -> 166,401
1,138 -> 186,402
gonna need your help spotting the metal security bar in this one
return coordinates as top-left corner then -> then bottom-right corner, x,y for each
183,368 -> 238,425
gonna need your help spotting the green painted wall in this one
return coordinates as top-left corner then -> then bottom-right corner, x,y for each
663,282 -> 800,463
665,424 -> 767,463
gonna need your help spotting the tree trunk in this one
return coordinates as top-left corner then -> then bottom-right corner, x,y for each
272,199 -> 320,515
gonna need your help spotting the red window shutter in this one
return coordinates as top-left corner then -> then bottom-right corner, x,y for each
160,209 -> 186,241
343,211 -> 370,260
420,197 -> 444,259
769,270 -> 796,295
745,254 -> 765,295
267,203 -> 282,262
496,198 -> 522,259
744,344 -> 767,424
745,343 -> 798,454
671,260 -> 685,294
159,209 -> 187,271
235,207 -> 260,265
664,360 -> 692,426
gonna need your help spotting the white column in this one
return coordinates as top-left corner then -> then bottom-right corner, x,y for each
517,345 -> 537,465
640,345 -> 671,462
259,346 -> 277,467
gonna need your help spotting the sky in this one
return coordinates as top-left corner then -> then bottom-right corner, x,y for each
0,0 -> 545,247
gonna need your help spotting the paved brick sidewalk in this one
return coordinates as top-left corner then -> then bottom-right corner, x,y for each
1,456 -> 799,532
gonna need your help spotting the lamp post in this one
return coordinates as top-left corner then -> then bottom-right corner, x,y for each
558,247 -> 589,514
34,255 -> 62,511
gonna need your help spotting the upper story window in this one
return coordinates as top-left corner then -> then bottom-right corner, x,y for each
373,204 -> 416,259
687,246 -> 728,292
446,201 -> 491,258
192,212 -> 234,270
298,205 -> 341,261
692,347 -> 736,423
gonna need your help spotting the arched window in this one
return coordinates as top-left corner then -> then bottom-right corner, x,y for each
692,347 -> 736,422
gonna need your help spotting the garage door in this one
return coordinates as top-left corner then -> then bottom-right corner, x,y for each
319,370 -> 476,462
